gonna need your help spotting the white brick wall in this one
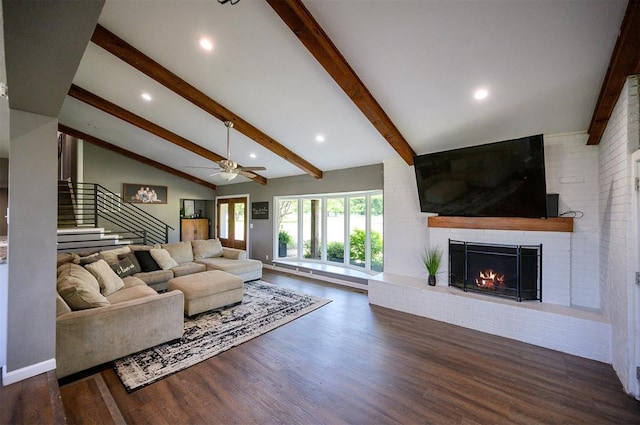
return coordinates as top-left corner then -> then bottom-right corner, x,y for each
383,158 -> 431,278
369,273 -> 611,363
599,75 -> 639,395
545,133 -> 600,308
384,134 -> 600,308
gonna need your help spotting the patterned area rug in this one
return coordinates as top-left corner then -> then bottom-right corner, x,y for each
114,280 -> 331,392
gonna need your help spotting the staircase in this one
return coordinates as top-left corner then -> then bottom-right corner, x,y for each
57,181 -> 173,252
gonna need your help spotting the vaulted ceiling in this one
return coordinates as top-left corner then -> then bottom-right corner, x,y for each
5,0 -> 638,187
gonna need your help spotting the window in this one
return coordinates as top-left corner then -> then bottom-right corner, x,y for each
274,190 -> 383,272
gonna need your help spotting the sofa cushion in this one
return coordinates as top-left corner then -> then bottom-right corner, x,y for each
192,239 -> 223,259
133,269 -> 173,284
171,261 -> 206,277
196,257 -> 262,275
77,252 -> 103,265
100,246 -> 132,264
110,256 -> 139,278
56,252 -> 79,268
134,250 -> 161,272
162,241 -> 194,264
150,248 -> 179,270
106,282 -> 157,304
85,259 -> 125,296
56,263 -> 110,310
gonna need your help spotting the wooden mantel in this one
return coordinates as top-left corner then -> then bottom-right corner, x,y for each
427,216 -> 574,232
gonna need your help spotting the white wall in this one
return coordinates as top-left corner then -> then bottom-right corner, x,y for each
599,75 -> 639,395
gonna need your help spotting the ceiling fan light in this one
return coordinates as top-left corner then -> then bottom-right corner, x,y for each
219,171 -> 238,181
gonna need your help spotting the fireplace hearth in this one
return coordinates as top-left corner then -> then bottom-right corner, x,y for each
449,239 -> 541,302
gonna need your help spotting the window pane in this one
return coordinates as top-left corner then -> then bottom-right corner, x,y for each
326,198 -> 345,264
233,202 -> 245,241
219,203 -> 229,239
303,199 -> 322,260
349,196 -> 366,268
277,199 -> 298,258
370,193 -> 384,272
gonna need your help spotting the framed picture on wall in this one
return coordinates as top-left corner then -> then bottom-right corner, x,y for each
123,184 -> 168,204
251,202 -> 269,219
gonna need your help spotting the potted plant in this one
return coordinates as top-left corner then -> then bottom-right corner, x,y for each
422,246 -> 443,286
278,230 -> 293,257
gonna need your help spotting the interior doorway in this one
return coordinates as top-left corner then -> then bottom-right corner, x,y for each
216,196 -> 248,250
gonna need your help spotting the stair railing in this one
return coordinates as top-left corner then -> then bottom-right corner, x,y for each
58,181 -> 174,248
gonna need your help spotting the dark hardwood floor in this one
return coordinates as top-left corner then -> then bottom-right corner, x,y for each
5,269 -> 640,424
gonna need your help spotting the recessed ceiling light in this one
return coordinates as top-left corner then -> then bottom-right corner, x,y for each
473,88 -> 489,101
249,153 -> 257,159
315,134 -> 325,142
141,92 -> 152,101
199,37 -> 214,52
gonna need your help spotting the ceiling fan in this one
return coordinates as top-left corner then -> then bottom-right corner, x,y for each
190,121 -> 266,181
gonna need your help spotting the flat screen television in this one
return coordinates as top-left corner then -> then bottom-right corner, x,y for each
413,134 -> 547,218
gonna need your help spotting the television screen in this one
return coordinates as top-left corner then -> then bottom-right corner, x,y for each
413,134 -> 547,218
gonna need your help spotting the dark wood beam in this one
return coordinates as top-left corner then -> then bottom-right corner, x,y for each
91,24 -> 323,179
587,0 -> 640,145
58,124 -> 218,190
267,0 -> 416,166
67,84 -> 267,185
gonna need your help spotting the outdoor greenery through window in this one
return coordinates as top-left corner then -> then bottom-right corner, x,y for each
275,191 -> 383,272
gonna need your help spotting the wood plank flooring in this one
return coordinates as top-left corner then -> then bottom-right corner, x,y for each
8,269 -> 640,424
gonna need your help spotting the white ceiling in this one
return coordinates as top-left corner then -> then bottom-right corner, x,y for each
57,0 -> 628,186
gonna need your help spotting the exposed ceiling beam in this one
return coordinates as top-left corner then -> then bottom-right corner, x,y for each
67,84 -> 267,185
58,124 -> 218,190
267,0 -> 416,166
91,24 -> 323,179
587,0 -> 640,145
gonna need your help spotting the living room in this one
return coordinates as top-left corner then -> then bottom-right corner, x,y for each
1,0 -> 640,423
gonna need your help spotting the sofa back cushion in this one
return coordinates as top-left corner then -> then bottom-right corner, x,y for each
192,239 -> 223,259
85,259 -> 125,296
99,246 -> 132,264
56,263 -> 110,310
162,241 -> 194,264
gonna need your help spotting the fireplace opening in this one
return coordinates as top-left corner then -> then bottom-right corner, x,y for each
449,239 -> 541,302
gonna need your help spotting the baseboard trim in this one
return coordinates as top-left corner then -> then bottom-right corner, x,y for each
2,358 -> 56,386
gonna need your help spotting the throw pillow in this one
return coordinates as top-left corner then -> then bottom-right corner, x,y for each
150,248 -> 179,270
99,246 -> 132,264
192,239 -> 223,259
134,250 -> 161,272
56,252 -> 79,268
110,257 -> 138,278
119,252 -> 142,273
85,259 -> 125,296
161,241 -> 194,263
56,263 -> 110,310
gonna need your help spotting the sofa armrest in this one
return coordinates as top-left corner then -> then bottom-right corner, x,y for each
56,290 -> 184,378
222,247 -> 247,260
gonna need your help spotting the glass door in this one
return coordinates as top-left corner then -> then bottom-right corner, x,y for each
216,197 -> 247,250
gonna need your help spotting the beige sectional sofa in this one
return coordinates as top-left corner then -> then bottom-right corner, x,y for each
55,239 -> 262,378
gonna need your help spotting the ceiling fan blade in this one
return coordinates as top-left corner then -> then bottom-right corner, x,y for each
238,170 -> 257,178
238,166 -> 266,172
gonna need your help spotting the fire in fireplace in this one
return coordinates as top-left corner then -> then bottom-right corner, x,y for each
449,239 -> 541,302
